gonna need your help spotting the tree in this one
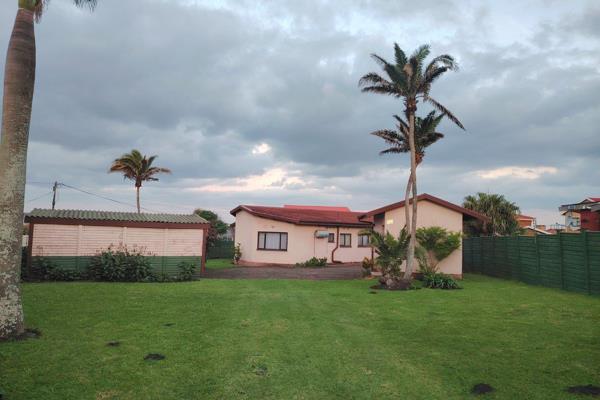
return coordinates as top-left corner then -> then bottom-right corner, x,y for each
359,43 -> 464,283
371,111 -> 445,165
108,150 -> 171,213
415,226 -> 461,274
463,193 -> 521,236
0,0 -> 98,340
365,228 -> 411,289
193,209 -> 228,248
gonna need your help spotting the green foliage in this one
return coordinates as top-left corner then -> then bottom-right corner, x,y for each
421,272 -> 461,289
88,245 -> 154,282
366,228 -> 410,279
295,257 -> 327,268
176,261 -> 197,281
194,209 -> 229,248
463,192 -> 521,236
233,243 -> 242,263
415,226 -> 461,274
25,257 -> 81,282
361,257 -> 374,277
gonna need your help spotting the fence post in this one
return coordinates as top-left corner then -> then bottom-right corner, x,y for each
583,231 -> 591,295
535,235 -> 541,285
558,233 -> 565,290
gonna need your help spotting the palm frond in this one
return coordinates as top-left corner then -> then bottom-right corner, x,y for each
33,0 -> 97,22
393,43 -> 407,67
425,96 -> 465,130
358,72 -> 390,88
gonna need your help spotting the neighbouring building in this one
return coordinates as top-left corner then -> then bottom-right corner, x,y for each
559,197 -> 600,231
231,193 -> 488,277
516,214 -> 536,228
25,209 -> 210,275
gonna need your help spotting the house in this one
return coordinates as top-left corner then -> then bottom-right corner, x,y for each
516,214 -> 536,228
230,204 -> 373,266
559,197 -> 600,231
25,209 -> 210,274
231,193 -> 487,277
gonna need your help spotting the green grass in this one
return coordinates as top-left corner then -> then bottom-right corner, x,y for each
205,258 -> 235,269
1,275 -> 599,399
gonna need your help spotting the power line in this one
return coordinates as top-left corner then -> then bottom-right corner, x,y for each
58,183 -> 155,212
26,191 -> 54,203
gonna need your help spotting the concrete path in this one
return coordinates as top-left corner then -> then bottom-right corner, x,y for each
201,265 -> 363,280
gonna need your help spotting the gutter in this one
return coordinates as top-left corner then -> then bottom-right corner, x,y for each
331,226 -> 341,263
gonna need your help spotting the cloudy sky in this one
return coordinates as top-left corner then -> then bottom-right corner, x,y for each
1,0 -> 599,224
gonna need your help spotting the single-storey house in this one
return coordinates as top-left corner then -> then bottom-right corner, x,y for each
25,209 -> 210,275
231,193 -> 487,277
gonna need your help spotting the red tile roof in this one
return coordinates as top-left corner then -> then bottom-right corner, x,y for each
517,214 -> 535,220
361,193 -> 489,221
283,205 -> 351,212
230,205 -> 372,228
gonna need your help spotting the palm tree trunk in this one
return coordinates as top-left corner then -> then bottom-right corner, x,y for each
404,102 -> 418,281
136,186 -> 141,213
0,7 -> 36,340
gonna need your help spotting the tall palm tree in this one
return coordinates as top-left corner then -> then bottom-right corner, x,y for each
0,0 -> 98,340
463,193 -> 521,236
109,150 -> 172,213
359,43 -> 464,282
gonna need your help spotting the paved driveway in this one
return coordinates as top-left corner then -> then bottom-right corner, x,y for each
201,266 -> 363,280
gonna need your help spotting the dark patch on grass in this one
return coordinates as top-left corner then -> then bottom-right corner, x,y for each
144,353 -> 165,361
471,383 -> 494,395
106,341 -> 120,347
163,323 -> 175,327
253,364 -> 268,376
369,291 -> 377,294
566,385 -> 600,396
11,328 -> 42,341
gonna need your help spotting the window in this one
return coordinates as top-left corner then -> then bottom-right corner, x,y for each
340,233 -> 351,247
257,232 -> 288,251
328,233 -> 335,243
358,234 -> 370,247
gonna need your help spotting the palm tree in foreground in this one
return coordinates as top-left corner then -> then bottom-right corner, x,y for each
109,150 -> 172,213
0,0 -> 98,340
359,43 -> 464,283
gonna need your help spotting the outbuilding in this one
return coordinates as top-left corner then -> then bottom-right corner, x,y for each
25,209 -> 210,275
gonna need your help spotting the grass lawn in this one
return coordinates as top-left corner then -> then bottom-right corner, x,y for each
1,274 -> 599,399
205,258 -> 235,269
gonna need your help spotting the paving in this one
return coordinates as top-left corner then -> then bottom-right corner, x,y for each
201,265 -> 363,280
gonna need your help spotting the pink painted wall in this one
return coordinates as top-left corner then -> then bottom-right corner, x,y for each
234,210 -> 371,265
382,199 -> 463,276
32,224 -> 204,257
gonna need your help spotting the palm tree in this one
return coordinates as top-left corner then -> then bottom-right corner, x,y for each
365,228 -> 411,288
359,43 -> 464,282
371,111 -> 445,165
0,0 -> 98,340
109,150 -> 172,213
463,193 -> 521,236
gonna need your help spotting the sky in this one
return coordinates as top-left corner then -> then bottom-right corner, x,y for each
1,0 -> 599,224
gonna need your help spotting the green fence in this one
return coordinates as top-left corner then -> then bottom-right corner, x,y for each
463,232 -> 600,296
207,240 -> 234,259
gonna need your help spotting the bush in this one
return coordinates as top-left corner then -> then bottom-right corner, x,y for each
295,257 -> 327,268
361,257 -> 374,277
233,243 -> 242,263
416,227 -> 461,275
25,257 -> 81,282
176,261 -> 197,281
88,245 -> 154,282
421,272 -> 461,290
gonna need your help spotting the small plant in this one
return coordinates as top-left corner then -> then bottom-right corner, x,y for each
176,261 -> 197,281
361,257 -> 374,277
25,257 -> 81,282
421,272 -> 461,289
88,245 -> 154,282
365,228 -> 410,288
233,243 -> 242,264
295,257 -> 327,268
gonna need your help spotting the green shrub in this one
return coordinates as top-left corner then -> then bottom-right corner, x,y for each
25,257 -> 81,282
88,245 -> 154,282
295,257 -> 327,268
421,272 -> 461,289
233,243 -> 242,263
176,261 -> 197,281
415,226 -> 461,274
361,257 -> 374,277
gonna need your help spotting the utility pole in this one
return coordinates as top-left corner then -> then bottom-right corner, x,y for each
51,181 -> 58,210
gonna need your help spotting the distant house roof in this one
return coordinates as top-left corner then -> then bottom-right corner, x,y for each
522,226 -> 551,235
517,214 -> 535,220
26,209 -> 208,225
559,197 -> 600,212
361,193 -> 489,221
230,205 -> 372,228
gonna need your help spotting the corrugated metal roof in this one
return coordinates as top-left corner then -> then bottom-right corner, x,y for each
27,209 -> 208,224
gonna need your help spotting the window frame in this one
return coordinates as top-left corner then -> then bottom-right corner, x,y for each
257,231 -> 288,251
328,233 -> 335,243
358,234 -> 370,247
339,233 -> 352,248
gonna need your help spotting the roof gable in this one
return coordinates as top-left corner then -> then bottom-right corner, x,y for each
362,193 -> 488,221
